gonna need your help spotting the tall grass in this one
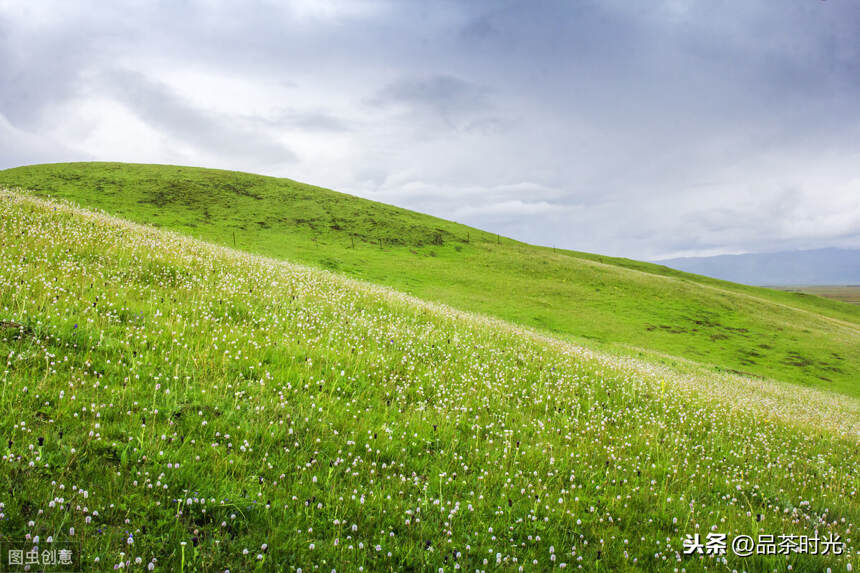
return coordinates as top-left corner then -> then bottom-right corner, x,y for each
1,162 -> 858,396
1,190 -> 857,571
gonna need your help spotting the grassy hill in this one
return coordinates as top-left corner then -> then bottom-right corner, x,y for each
778,285 -> 860,305
1,190 -> 858,571
1,162 -> 859,398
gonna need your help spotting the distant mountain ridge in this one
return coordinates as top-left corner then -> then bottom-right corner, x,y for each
658,248 -> 860,286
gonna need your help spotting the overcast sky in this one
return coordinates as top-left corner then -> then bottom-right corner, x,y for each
1,0 -> 859,259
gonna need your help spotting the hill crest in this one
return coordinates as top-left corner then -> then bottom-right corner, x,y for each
2,161 -> 858,396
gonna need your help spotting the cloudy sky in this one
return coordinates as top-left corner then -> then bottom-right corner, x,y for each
1,0 -> 859,259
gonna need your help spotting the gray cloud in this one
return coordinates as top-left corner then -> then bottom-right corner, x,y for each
260,109 -> 352,133
1,0 -> 859,259
93,69 -> 297,166
370,75 -> 490,122
0,113 -> 90,168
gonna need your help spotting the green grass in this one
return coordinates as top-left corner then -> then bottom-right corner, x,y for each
1,162 -> 858,398
1,191 -> 858,571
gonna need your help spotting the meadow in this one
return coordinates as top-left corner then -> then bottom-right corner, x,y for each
776,286 -> 860,306
1,163 -> 859,398
1,190 -> 858,571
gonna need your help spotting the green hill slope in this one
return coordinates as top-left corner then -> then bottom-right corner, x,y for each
2,162 -> 858,396
2,191 -> 858,571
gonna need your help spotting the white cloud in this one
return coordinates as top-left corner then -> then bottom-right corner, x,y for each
1,0 -> 858,259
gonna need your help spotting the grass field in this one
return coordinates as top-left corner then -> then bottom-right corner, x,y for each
776,286 -> 860,305
1,162 -> 859,399
1,191 -> 858,571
